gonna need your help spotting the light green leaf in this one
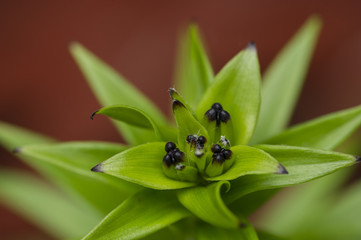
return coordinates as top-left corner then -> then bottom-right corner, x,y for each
177,181 -> 241,228
206,145 -> 286,181
196,44 -> 261,145
174,23 -> 214,109
92,104 -> 177,142
93,142 -> 196,189
225,145 -> 357,203
252,16 -> 322,144
82,189 -> 189,240
195,221 -> 259,240
172,100 -> 209,150
168,88 -> 195,115
0,170 -> 98,239
257,169 -> 351,237
0,121 -> 55,150
257,231 -> 286,240
70,43 -> 167,145
18,141 -> 140,214
264,104 -> 361,150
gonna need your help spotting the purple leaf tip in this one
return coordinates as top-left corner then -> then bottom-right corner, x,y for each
91,163 -> 104,173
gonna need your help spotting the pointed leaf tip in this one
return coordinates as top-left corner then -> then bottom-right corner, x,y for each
90,111 -> 98,120
91,163 -> 103,173
247,41 -> 257,51
172,99 -> 186,111
355,156 -> 361,163
277,164 -> 288,174
12,147 -> 21,154
168,88 -> 176,98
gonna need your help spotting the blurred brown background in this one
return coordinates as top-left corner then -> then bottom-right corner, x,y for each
0,0 -> 361,239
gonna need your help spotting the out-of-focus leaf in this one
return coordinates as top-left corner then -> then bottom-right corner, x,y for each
264,104 -> 361,150
195,221 -> 259,240
93,142 -> 196,189
70,43 -> 167,145
206,145 -> 286,181
257,168 -> 351,236
92,105 -> 177,142
172,100 -> 209,150
0,170 -> 98,239
252,16 -> 322,144
225,145 -> 357,203
177,181 -> 240,228
174,24 -> 213,109
0,121 -> 55,149
18,142 -> 140,214
196,44 -> 261,145
82,189 -> 189,240
257,231 -> 286,240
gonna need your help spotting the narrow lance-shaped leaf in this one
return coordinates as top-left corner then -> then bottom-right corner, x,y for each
252,16 -> 322,144
174,23 -> 214,109
264,104 -> 361,150
92,104 -> 177,142
0,121 -> 55,150
177,181 -> 241,229
18,142 -> 140,214
206,145 -> 287,181
70,43 -> 168,145
225,144 -> 358,203
92,142 -> 197,189
196,43 -> 261,145
0,170 -> 99,239
234,104 -> 361,216
82,189 -> 190,240
195,221 -> 259,240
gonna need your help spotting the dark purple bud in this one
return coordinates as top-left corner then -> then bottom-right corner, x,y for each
211,144 -> 222,153
212,103 -> 223,111
197,136 -> 207,145
213,153 -> 224,164
219,110 -> 230,123
205,108 -> 217,121
165,142 -> 176,152
186,135 -> 197,143
163,154 -> 173,167
222,149 -> 232,160
173,151 -> 184,162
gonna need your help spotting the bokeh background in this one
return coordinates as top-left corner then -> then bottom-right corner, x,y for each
1,0 -> 361,239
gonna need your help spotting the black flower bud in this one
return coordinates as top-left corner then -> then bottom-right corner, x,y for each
222,149 -> 232,159
212,153 -> 224,164
173,151 -> 184,162
211,144 -> 222,153
197,136 -> 207,145
165,142 -> 176,152
163,154 -> 173,167
219,110 -> 230,123
204,103 -> 231,126
212,103 -> 223,111
205,108 -> 217,121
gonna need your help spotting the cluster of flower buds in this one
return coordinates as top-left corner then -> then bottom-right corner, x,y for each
186,135 -> 207,157
163,142 -> 184,168
211,144 -> 232,164
205,103 -> 230,126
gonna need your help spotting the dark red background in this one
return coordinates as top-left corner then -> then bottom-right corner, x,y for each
1,1 -> 361,239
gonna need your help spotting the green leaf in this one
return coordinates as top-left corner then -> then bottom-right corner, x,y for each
174,23 -> 214,109
18,141 -> 140,214
225,144 -> 357,203
92,104 -> 177,142
0,170 -> 99,239
93,142 -> 197,189
70,43 -> 167,145
264,104 -> 361,150
252,16 -> 322,144
206,145 -> 286,181
172,100 -> 209,150
177,181 -> 241,228
82,189 -> 189,240
0,121 -> 55,150
257,169 -> 351,236
195,221 -> 259,240
196,44 -> 261,145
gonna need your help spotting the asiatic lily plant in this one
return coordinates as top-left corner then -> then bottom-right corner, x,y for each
1,16 -> 361,240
